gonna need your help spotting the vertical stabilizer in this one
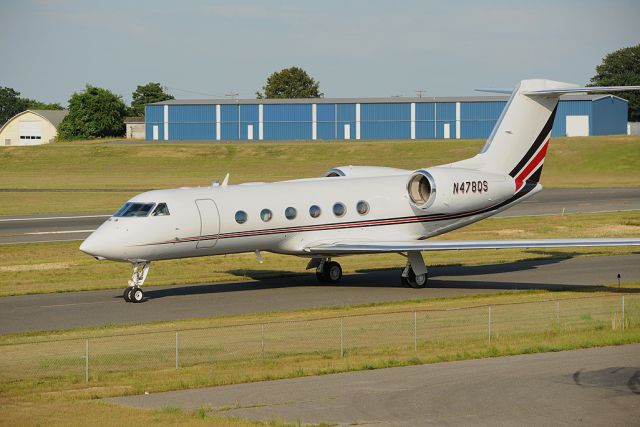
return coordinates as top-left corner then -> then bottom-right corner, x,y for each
457,80 -> 575,190
451,79 -> 640,190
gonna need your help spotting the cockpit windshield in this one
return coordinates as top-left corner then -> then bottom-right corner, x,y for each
113,202 -> 156,217
151,203 -> 170,216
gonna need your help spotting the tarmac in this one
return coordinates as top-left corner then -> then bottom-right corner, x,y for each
1,254 -> 637,333
108,343 -> 640,426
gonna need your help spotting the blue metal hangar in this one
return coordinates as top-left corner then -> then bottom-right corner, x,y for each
145,94 -> 628,141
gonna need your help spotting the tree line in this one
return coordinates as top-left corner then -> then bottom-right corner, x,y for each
1,44 -> 638,140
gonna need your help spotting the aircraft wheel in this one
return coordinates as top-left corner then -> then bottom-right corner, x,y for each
123,287 -> 133,302
131,287 -> 144,303
407,269 -> 428,289
323,261 -> 342,283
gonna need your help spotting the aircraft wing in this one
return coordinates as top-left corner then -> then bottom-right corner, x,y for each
304,238 -> 640,254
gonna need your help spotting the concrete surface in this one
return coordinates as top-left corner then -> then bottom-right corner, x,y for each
1,254 -> 637,334
108,344 -> 640,426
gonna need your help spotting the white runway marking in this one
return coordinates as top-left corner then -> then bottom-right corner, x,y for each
26,230 -> 96,235
0,214 -> 109,222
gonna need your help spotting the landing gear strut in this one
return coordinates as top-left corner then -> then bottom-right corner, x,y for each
401,251 -> 429,288
310,258 -> 343,283
124,261 -> 150,303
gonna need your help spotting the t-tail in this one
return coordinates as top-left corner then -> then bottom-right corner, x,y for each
452,79 -> 640,191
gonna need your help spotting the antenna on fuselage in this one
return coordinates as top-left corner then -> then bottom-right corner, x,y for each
221,173 -> 230,187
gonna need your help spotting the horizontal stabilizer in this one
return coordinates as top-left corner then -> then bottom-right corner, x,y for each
476,85 -> 640,96
523,85 -> 640,95
304,238 -> 640,254
475,88 -> 514,94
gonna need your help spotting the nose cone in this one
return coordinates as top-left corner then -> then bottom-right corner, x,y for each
79,233 -> 107,260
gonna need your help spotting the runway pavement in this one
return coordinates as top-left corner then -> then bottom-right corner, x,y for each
1,254 -> 637,334
108,343 -> 640,426
1,187 -> 639,244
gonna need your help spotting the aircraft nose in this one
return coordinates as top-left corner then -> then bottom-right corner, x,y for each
79,233 -> 108,260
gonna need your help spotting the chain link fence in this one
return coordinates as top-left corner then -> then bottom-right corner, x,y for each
0,294 -> 637,385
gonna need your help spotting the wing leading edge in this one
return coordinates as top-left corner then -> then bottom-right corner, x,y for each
304,238 -> 640,254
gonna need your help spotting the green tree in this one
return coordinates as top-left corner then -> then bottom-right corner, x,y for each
130,82 -> 174,117
23,99 -> 63,110
256,67 -> 322,99
589,44 -> 640,121
0,87 -> 29,126
58,85 -> 127,140
1,86 -> 64,127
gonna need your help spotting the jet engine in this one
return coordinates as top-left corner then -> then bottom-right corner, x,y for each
407,167 -> 517,213
324,165 -> 409,178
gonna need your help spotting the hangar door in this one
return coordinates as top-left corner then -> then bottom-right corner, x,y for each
565,115 -> 589,137
19,121 -> 43,144
195,199 -> 220,248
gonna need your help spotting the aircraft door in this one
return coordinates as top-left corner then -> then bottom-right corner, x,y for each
195,199 -> 220,248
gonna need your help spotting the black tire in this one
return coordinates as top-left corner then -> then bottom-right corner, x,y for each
315,269 -> 328,283
131,287 -> 144,303
123,287 -> 132,302
400,273 -> 410,287
323,261 -> 342,283
407,269 -> 428,289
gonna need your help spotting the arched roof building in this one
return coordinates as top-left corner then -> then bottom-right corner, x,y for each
0,109 -> 68,146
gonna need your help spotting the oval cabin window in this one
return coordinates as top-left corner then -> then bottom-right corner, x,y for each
309,205 -> 321,218
260,209 -> 273,222
285,207 -> 297,220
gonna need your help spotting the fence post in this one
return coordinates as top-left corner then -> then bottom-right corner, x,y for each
175,332 -> 179,369
340,317 -> 344,358
488,306 -> 492,344
622,295 -> 625,333
414,311 -> 417,351
261,324 -> 264,358
85,338 -> 89,383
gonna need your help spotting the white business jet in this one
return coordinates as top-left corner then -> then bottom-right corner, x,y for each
80,79 -> 640,303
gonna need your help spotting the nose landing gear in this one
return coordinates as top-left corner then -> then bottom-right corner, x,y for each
123,261 -> 150,303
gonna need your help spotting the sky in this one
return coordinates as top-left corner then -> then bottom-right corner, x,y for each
1,0 -> 639,105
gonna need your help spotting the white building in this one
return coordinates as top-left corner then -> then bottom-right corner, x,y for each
0,110 -> 68,146
125,117 -> 145,139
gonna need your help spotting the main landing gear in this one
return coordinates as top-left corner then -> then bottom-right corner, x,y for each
123,261 -> 150,303
309,258 -> 343,283
400,251 -> 429,288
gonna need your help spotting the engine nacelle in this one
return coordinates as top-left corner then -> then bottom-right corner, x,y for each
407,167 -> 516,213
325,165 -> 409,178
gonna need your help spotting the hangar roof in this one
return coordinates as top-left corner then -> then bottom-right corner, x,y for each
0,109 -> 68,134
30,110 -> 68,127
150,94 -> 625,105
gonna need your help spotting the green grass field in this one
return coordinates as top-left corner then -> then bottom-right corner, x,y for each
1,135 -> 638,215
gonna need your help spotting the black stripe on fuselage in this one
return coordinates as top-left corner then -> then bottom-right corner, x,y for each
508,105 -> 558,178
142,178 -> 539,246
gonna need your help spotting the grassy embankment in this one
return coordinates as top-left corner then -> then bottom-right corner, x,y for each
1,288 -> 639,426
0,210 -> 638,297
0,135 -> 638,215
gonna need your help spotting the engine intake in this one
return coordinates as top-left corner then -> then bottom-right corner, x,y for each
407,170 -> 436,209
